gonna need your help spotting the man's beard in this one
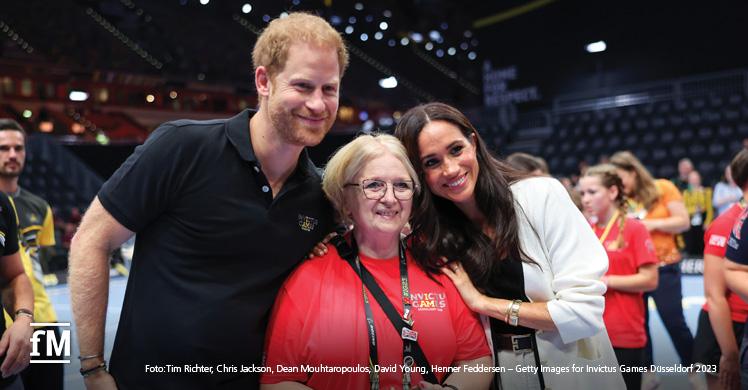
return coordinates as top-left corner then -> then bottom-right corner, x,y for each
0,171 -> 21,178
269,105 -> 331,147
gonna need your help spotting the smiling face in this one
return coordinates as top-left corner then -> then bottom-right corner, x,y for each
416,120 -> 480,209
260,42 -> 340,147
345,152 -> 413,241
579,175 -> 618,221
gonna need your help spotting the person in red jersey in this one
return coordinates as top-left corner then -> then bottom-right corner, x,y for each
579,164 -> 659,390
261,134 -> 492,390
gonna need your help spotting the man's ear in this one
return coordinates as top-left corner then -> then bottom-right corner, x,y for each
255,66 -> 271,98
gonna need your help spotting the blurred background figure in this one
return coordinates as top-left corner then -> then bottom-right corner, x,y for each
675,158 -> 696,192
506,152 -> 549,176
683,170 -> 714,256
714,164 -> 744,217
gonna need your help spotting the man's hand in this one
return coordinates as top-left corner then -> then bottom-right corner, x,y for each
0,316 -> 32,378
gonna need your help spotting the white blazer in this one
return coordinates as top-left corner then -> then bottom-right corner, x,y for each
482,177 -> 625,389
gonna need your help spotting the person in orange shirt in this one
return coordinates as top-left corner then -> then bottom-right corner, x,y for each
611,151 -> 695,389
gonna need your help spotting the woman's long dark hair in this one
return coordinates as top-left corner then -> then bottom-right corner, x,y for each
394,102 -> 534,290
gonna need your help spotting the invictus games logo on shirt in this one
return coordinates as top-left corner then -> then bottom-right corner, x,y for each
412,292 -> 447,311
298,215 -> 318,232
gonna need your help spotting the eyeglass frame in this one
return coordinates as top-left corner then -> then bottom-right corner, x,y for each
344,178 -> 418,200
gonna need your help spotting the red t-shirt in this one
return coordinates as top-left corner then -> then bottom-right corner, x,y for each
593,217 -> 657,348
702,202 -> 748,322
261,245 -> 490,389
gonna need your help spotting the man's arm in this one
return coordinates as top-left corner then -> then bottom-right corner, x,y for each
0,251 -> 33,378
69,197 -> 133,388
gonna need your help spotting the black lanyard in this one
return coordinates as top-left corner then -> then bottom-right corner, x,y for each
347,236 -> 420,390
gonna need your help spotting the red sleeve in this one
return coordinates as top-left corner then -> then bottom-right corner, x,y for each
703,216 -> 732,257
260,266 -> 314,384
444,277 -> 491,362
628,220 -> 658,267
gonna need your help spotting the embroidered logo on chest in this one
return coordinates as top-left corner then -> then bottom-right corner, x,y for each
297,214 -> 318,232
411,292 -> 447,312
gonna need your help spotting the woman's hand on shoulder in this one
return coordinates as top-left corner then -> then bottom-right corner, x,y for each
440,258 -> 485,313
306,232 -> 337,259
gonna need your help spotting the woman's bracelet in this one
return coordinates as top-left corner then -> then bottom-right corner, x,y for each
507,300 -> 522,326
80,361 -> 107,377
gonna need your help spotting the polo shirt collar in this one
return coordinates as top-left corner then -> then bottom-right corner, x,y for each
225,108 -> 318,180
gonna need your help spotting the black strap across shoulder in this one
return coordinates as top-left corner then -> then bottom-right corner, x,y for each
330,234 -> 439,385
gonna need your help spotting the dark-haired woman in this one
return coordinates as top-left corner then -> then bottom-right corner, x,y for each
394,102 -> 625,390
580,164 -> 659,390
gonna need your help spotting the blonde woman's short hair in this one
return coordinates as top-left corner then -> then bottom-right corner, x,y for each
323,133 -> 420,223
252,12 -> 349,79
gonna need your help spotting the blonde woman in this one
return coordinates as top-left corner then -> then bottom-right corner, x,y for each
610,151 -> 694,387
579,164 -> 659,389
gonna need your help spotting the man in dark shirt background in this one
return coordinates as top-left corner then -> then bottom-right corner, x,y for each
69,12 -> 348,389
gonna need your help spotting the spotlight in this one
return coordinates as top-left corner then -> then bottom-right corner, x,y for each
586,40 -> 607,53
378,76 -> 397,89
39,121 -> 53,133
69,90 -> 89,102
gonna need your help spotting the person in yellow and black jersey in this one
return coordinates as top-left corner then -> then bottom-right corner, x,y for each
0,191 -> 35,389
0,119 -> 60,390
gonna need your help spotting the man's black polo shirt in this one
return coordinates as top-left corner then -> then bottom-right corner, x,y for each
0,194 -> 20,388
98,109 -> 334,389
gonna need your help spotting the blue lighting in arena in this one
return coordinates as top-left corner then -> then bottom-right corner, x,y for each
330,15 -> 342,25
359,111 -> 369,121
